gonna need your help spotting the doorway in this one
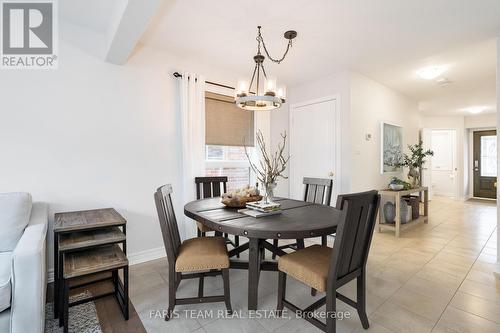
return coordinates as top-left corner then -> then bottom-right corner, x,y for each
421,128 -> 459,200
289,96 -> 340,203
431,129 -> 457,197
473,130 -> 497,199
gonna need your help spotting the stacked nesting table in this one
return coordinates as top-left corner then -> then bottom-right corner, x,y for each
53,208 -> 129,333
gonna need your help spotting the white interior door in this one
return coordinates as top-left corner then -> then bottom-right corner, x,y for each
421,128 -> 433,200
290,97 -> 338,203
431,129 -> 457,198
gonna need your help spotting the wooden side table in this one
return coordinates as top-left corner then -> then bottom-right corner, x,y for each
378,187 -> 429,237
62,245 -> 129,332
53,208 -> 128,329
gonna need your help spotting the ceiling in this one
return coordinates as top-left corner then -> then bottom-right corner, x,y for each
60,0 -> 124,33
62,0 -> 500,116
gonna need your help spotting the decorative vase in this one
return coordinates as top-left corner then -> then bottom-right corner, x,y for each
262,182 -> 277,204
407,166 -> 420,188
383,202 -> 395,223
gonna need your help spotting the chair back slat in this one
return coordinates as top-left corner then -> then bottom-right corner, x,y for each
329,190 -> 380,281
314,186 -> 325,204
303,177 -> 333,205
195,176 -> 228,199
154,184 -> 182,264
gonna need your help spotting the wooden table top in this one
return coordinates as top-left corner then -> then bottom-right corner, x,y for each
184,197 -> 342,239
63,244 -> 128,279
59,227 -> 126,252
54,208 -> 126,233
378,186 -> 428,196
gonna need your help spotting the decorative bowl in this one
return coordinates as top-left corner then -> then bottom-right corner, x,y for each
389,184 -> 404,191
221,195 -> 263,208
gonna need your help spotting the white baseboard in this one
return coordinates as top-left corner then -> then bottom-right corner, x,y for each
47,246 -> 166,284
128,246 -> 166,266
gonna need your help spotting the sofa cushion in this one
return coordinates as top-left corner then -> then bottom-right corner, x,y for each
0,252 -> 12,312
0,192 -> 32,252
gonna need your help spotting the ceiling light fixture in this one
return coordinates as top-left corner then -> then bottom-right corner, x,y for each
235,26 -> 297,111
462,106 -> 485,114
417,66 -> 447,80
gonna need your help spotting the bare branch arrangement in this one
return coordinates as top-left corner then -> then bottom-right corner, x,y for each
245,130 -> 291,186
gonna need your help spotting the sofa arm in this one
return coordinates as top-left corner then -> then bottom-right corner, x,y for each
11,202 -> 48,333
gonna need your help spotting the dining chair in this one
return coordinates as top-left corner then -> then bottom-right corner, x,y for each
276,190 -> 380,333
154,184 -> 232,320
195,176 -> 240,257
272,177 -> 333,259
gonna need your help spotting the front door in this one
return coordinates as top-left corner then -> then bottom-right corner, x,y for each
473,130 -> 497,199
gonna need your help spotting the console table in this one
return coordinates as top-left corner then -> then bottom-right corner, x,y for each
53,208 -> 129,331
378,186 -> 429,237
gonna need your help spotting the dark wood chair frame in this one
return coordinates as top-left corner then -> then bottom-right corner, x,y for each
195,176 -> 240,257
154,184 -> 232,321
277,190 -> 380,333
272,177 -> 333,259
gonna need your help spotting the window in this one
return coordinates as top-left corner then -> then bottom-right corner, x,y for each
205,145 -> 253,192
480,135 -> 497,177
205,92 -> 255,191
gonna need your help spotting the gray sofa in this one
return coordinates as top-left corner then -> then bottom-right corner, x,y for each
0,193 -> 48,333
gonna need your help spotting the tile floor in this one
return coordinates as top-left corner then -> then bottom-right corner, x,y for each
129,196 -> 499,333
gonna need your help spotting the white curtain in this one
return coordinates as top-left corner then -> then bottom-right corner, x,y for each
180,72 -> 206,240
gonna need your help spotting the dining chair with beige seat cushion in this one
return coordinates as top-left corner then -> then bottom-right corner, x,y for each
194,177 -> 240,257
277,190 -> 380,333
272,177 -> 333,260
154,184 -> 232,321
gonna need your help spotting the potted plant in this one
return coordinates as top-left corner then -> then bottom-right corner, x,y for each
396,141 -> 433,187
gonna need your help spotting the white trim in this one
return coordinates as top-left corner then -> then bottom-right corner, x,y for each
128,246 -> 166,266
289,94 -> 342,201
46,247 -> 167,284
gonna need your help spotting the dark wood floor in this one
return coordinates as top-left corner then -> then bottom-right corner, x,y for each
47,274 -> 147,333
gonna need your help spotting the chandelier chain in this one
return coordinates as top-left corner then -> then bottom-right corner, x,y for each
257,32 -> 293,64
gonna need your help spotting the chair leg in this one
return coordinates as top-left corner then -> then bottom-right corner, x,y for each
123,266 -> 129,320
272,239 -> 278,259
326,287 -> 336,333
222,268 -> 232,313
165,270 -> 177,321
197,228 -> 201,237
198,273 -> 204,298
277,271 -> 286,313
321,235 -> 327,246
357,270 -> 369,329
235,236 -> 240,258
296,239 -> 305,249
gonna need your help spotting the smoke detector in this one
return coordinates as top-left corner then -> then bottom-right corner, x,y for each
435,77 -> 452,87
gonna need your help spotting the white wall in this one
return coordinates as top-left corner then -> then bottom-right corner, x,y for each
350,72 -> 420,192
271,71 -> 352,197
465,114 -> 496,129
0,22 -> 254,275
497,37 -> 500,263
270,71 -> 421,197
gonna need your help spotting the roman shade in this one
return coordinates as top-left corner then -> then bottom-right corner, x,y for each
205,92 -> 254,147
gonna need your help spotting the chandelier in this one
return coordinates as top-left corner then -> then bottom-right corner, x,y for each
235,26 -> 297,111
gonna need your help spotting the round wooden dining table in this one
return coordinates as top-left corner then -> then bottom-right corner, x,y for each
184,197 -> 342,310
